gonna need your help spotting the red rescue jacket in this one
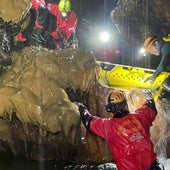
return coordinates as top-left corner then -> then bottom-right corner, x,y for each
47,3 -> 77,41
89,104 -> 157,170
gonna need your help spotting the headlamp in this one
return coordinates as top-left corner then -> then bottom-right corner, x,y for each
61,12 -> 68,19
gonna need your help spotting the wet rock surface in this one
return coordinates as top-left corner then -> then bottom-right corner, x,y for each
0,47 -> 105,162
0,0 -> 31,28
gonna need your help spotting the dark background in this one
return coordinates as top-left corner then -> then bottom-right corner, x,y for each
72,0 -> 119,51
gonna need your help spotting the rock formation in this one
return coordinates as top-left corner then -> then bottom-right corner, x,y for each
0,0 -> 31,28
0,47 -> 103,162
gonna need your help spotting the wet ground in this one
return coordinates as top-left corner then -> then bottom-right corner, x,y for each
0,156 -> 117,170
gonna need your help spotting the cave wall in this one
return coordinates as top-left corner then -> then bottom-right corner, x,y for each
0,0 -> 31,30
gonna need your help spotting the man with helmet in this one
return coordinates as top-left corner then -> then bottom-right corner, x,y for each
77,90 -> 163,170
144,35 -> 170,99
58,0 -> 71,19
45,0 -> 78,49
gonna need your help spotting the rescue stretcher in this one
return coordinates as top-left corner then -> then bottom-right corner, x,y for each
96,61 -> 170,100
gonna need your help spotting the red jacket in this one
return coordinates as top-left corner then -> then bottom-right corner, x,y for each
31,1 -> 77,41
32,0 -> 46,10
47,3 -> 77,41
88,104 -> 157,170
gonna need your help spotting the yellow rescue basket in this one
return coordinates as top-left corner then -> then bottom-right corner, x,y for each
96,61 -> 169,100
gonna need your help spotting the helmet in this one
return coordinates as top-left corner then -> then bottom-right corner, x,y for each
105,91 -> 126,113
163,34 -> 170,42
108,91 -> 125,104
144,36 -> 157,52
59,0 -> 71,13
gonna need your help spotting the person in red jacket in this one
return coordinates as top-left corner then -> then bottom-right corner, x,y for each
15,0 -> 52,49
16,0 -> 77,50
45,0 -> 78,49
30,0 -> 77,49
78,90 -> 163,170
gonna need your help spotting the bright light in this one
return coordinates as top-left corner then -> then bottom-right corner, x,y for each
140,48 -> 145,54
139,48 -> 146,56
99,31 -> 110,43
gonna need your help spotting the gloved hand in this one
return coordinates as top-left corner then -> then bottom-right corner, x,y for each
144,75 -> 156,83
142,89 -> 154,101
142,89 -> 157,113
77,103 -> 87,115
76,103 -> 93,130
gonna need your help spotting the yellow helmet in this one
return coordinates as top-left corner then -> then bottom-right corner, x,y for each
163,34 -> 170,42
144,36 -> 157,52
59,0 -> 71,13
108,91 -> 125,104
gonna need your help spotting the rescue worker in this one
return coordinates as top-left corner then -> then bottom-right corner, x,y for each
15,0 -> 52,48
30,0 -> 50,46
30,0 -> 77,49
17,0 -> 77,50
144,35 -> 170,98
45,0 -> 78,49
77,90 -> 163,170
